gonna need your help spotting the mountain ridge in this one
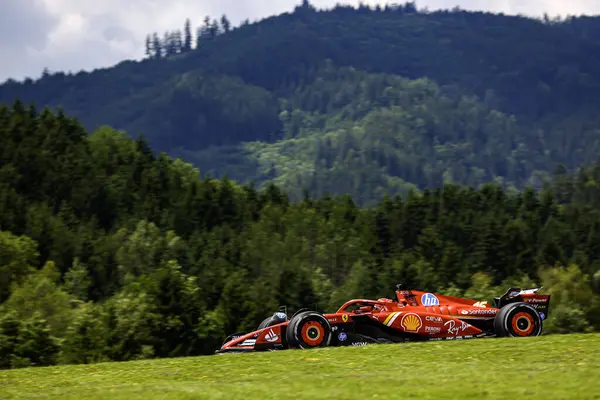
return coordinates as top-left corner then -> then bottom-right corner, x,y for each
3,2 -> 600,204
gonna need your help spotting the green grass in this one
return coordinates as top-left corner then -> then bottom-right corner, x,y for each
2,334 -> 600,399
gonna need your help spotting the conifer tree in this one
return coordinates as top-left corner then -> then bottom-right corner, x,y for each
151,33 -> 161,58
220,15 -> 231,32
183,19 -> 192,52
145,34 -> 152,58
209,19 -> 220,37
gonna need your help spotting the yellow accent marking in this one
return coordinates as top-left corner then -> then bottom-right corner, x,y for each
383,312 -> 398,325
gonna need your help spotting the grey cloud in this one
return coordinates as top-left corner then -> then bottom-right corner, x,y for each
102,26 -> 136,42
0,0 -> 58,50
419,0 -> 600,16
0,0 -> 60,82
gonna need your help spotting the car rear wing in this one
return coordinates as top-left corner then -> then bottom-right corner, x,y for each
494,287 -> 551,319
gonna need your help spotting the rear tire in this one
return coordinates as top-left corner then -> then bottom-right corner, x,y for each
286,311 -> 332,349
494,302 -> 543,337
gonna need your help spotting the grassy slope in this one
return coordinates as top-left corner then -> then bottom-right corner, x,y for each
2,333 -> 599,399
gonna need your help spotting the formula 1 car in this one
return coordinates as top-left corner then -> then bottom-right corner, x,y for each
216,284 -> 551,353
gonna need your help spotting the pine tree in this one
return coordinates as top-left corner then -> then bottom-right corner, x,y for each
183,19 -> 192,52
163,31 -> 172,56
203,16 -> 211,34
145,35 -> 152,58
173,29 -> 183,53
220,15 -> 231,32
404,1 -> 418,13
151,33 -> 161,58
209,19 -> 220,37
195,27 -> 202,49
196,16 -> 212,46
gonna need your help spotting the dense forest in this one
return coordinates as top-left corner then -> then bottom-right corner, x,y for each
1,102 -> 600,369
3,1 -> 600,369
3,2 -> 600,204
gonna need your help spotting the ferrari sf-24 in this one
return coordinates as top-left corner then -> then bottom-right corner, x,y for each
216,284 -> 551,353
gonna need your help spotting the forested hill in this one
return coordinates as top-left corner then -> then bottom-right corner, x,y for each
1,102 -> 600,368
3,1 -> 600,204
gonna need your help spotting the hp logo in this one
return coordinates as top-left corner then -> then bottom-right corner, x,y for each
421,293 -> 440,306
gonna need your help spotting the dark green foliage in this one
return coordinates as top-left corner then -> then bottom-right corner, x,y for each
1,103 -> 600,368
0,311 -> 60,369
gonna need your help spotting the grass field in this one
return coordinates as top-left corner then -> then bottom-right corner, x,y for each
1,333 -> 600,399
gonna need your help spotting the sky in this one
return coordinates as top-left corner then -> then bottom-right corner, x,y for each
1,0 -> 600,83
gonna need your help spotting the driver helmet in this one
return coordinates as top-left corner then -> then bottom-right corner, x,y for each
377,298 -> 393,303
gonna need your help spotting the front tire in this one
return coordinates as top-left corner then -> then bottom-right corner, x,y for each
494,302 -> 543,337
286,311 -> 332,349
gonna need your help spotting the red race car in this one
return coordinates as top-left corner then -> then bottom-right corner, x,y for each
216,284 -> 551,353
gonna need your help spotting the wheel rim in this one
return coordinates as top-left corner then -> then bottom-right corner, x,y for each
511,312 -> 535,336
301,321 -> 325,346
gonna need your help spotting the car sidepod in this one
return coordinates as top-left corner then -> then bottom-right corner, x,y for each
376,311 -> 487,341
324,311 -> 489,345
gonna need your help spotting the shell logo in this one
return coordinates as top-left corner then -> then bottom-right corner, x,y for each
400,313 -> 422,332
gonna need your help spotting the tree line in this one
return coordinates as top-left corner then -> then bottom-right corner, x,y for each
3,2 -> 600,209
0,101 -> 599,369
144,15 -> 234,59
140,0 -> 427,61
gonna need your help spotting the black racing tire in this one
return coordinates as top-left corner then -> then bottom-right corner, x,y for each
286,311 -> 332,349
494,302 -> 543,338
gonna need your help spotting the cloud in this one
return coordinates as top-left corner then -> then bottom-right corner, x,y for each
418,0 -> 600,16
0,0 -> 60,81
1,0 -> 600,83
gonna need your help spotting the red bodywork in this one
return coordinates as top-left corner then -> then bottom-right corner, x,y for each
217,286 -> 550,353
